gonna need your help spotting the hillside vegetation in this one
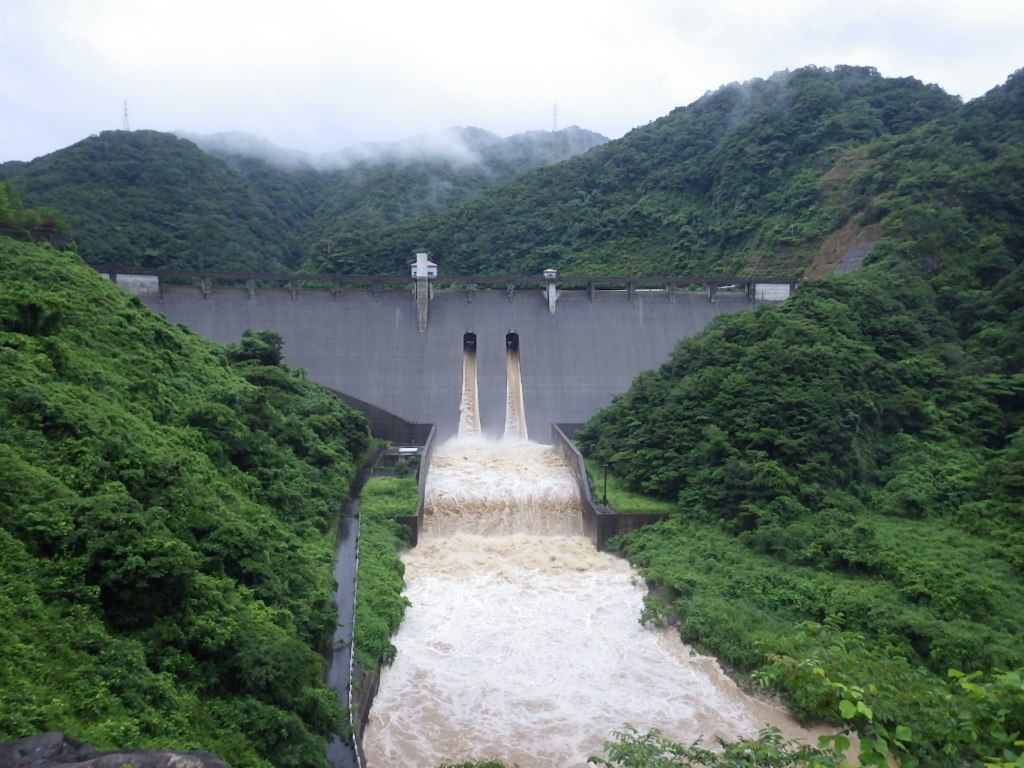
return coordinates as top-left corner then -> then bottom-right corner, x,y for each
4,63 -> 1023,768
1,67 -> 991,282
0,132 -> 305,271
0,180 -> 66,231
311,65 -> 960,276
0,127 -> 605,272
300,126 -> 607,271
0,240 -> 370,768
351,476 -> 416,669
576,68 -> 1024,767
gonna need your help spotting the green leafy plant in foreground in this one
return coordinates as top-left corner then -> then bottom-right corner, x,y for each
589,726 -> 844,768
755,621 -> 1024,768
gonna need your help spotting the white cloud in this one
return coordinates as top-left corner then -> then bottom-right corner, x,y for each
2,0 -> 1022,161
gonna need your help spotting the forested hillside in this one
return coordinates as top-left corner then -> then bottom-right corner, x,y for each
302,126 -> 607,271
0,127 -> 605,272
307,65 -> 960,276
576,68 -> 1024,767
2,62 -> 1022,768
0,132 -> 306,271
0,68 -> 983,281
0,240 -> 370,767
0,180 -> 67,233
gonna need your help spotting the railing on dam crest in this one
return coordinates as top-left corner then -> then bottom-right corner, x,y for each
91,265 -> 799,302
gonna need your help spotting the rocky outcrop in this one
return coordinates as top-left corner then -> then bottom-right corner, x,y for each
0,732 -> 229,768
804,217 -> 884,278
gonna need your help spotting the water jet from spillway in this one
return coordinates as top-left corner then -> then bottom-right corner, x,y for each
457,332 -> 481,437
503,332 -> 528,442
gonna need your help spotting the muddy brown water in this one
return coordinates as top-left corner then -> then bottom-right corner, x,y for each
363,439 -> 828,767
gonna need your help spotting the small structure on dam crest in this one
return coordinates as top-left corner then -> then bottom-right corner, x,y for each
543,267 -> 559,313
410,252 -> 438,332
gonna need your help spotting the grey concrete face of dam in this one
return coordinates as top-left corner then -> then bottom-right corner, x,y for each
141,286 -> 761,442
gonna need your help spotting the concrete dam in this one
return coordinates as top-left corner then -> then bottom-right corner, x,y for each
103,268 -> 792,440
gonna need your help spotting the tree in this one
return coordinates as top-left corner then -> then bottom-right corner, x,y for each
229,330 -> 285,366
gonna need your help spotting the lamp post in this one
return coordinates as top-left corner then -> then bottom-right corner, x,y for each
602,463 -> 609,506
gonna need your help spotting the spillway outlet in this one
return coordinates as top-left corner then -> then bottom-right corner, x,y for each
463,332 -> 477,351
505,331 -> 519,351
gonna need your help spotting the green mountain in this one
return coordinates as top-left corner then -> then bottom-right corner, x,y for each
0,67 -> 976,280
575,68 -> 1024,767
0,131 -> 305,271
181,125 -> 609,273
0,126 -> 607,272
0,240 -> 370,767
310,65 -> 962,276
304,126 -> 608,270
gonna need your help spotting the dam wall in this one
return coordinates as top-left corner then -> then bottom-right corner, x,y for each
138,284 -> 764,441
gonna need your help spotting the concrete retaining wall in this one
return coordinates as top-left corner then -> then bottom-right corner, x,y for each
551,423 -> 668,550
327,388 -> 432,445
393,425 -> 436,547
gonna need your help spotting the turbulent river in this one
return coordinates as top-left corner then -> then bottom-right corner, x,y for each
362,341 -> 816,767
362,438 -> 820,767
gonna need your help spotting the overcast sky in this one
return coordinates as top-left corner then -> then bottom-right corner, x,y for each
3,0 -> 1022,163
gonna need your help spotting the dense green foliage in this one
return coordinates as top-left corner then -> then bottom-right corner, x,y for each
430,727 -> 845,768
5,64 -> 1023,768
0,241 -> 370,767
590,727 -> 844,768
576,68 -> 1024,766
0,132 -> 305,271
0,127 -> 604,273
302,126 -> 607,271
352,476 -> 416,668
3,67 -> 1001,283
312,66 -> 958,277
0,180 -> 66,232
756,621 -> 1024,768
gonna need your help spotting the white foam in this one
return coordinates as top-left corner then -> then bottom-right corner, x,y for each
457,348 -> 481,437
503,347 -> 528,442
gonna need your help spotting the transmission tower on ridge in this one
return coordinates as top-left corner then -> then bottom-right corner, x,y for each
122,99 -> 130,131
552,104 -> 558,132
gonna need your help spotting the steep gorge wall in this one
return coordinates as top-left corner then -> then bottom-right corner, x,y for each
140,286 -> 759,440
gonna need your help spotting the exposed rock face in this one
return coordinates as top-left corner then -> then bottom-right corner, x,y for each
0,732 -> 229,768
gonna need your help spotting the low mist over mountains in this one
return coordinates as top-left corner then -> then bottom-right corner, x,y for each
177,126 -> 608,172
320,65 -> 967,276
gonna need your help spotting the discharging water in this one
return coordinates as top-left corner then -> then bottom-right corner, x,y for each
457,334 -> 481,437
363,437 -> 820,768
503,333 -> 528,442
